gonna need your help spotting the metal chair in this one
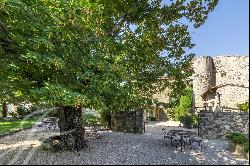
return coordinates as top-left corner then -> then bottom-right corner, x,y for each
164,133 -> 175,147
189,136 -> 202,149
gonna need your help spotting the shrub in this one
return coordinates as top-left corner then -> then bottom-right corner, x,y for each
244,142 -> 249,153
47,110 -> 58,117
149,116 -> 157,121
225,132 -> 248,145
9,112 -> 18,118
171,87 -> 198,127
180,114 -> 193,127
82,114 -> 100,125
174,87 -> 193,121
164,108 -> 176,120
164,108 -> 173,120
236,101 -> 249,112
30,106 -> 38,112
99,109 -> 111,125
16,107 -> 28,116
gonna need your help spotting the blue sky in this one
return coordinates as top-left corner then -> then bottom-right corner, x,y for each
190,0 -> 249,57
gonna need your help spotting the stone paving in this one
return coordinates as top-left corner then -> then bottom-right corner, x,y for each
0,120 -> 248,165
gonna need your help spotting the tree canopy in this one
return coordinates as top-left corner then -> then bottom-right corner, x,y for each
0,0 -> 219,112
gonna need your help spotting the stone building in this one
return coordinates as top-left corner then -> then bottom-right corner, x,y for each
151,86 -> 170,121
192,55 -> 249,111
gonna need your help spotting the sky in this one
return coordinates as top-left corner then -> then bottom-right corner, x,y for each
189,0 -> 249,57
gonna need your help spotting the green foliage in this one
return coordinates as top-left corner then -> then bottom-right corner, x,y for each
8,112 -> 18,118
226,132 -> 249,153
149,116 -> 157,121
166,106 -> 177,121
244,142 -> 249,153
236,101 -> 249,112
30,106 -> 38,113
0,117 -> 38,134
99,109 -> 111,125
179,114 -> 198,127
173,87 -> 193,120
7,105 -> 39,118
82,114 -> 100,125
168,87 -> 197,127
226,132 -> 249,146
16,106 -> 28,116
0,0 -> 219,114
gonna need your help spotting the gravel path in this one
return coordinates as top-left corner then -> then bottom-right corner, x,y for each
0,120 -> 248,165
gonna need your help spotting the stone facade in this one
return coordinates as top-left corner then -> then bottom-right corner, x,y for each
199,111 -> 249,139
111,109 -> 144,133
152,87 -> 170,104
151,81 -> 171,120
192,55 -> 249,109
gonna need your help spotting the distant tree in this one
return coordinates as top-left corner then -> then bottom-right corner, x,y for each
0,0 -> 218,150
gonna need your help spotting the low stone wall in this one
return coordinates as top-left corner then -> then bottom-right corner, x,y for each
111,109 -> 144,134
199,111 -> 249,139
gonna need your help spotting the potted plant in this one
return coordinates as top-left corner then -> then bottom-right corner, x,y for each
243,142 -> 249,160
225,132 -> 249,159
179,115 -> 194,128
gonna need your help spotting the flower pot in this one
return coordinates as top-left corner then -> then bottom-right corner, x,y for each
243,151 -> 249,160
230,142 -> 247,158
235,144 -> 244,155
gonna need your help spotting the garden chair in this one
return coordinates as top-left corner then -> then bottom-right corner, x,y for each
189,136 -> 203,149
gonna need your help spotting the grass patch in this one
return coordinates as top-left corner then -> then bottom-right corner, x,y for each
0,117 -> 38,134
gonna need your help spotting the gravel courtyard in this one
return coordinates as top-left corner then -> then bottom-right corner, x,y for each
0,120 -> 248,165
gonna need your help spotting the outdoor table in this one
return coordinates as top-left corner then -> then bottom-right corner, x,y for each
164,129 -> 198,151
164,130 -> 185,149
173,132 -> 186,151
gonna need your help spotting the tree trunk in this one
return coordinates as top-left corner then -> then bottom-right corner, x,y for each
2,102 -> 8,118
57,106 -> 86,151
107,111 -> 111,129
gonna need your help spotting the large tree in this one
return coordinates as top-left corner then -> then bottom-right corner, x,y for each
0,0 -> 218,150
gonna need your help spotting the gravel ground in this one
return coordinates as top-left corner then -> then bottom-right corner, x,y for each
0,120 -> 248,165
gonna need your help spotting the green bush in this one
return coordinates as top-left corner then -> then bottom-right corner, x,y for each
30,106 -> 38,112
174,87 -> 192,120
82,114 -> 100,125
99,110 -> 109,123
236,101 -> 249,112
165,108 -> 177,120
9,112 -> 18,118
226,132 -> 249,153
244,142 -> 249,153
16,106 -> 29,116
170,87 -> 198,128
225,132 -> 248,146
149,116 -> 157,121
180,114 -> 197,127
47,110 -> 58,117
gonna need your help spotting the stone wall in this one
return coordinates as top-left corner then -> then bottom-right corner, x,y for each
199,111 -> 249,139
111,109 -> 144,133
193,55 -> 249,109
151,82 -> 171,120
